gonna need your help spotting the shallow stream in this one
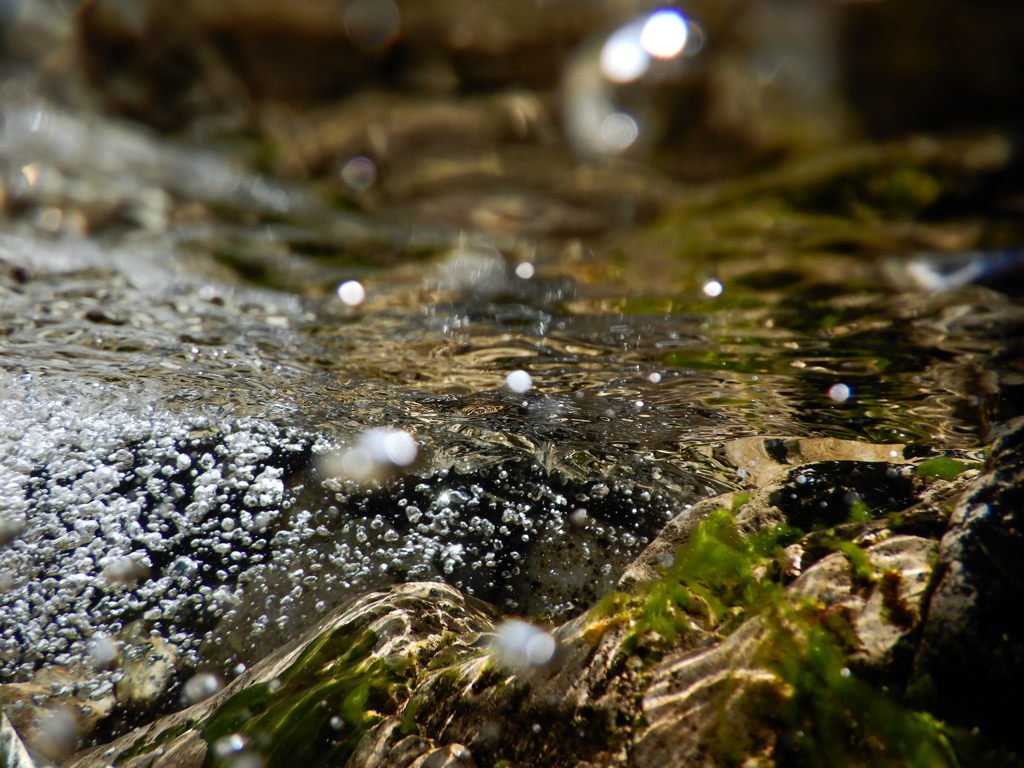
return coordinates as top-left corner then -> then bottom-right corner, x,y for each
0,1 -> 1022,731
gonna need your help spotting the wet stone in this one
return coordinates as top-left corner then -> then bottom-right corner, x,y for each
763,461 -> 918,532
912,415 -> 1024,750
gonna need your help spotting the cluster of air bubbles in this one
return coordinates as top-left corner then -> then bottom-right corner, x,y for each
322,428 -> 419,485
340,156 -> 377,191
490,619 -> 557,673
505,370 -> 533,394
337,279 -> 366,307
181,671 -> 223,705
342,0 -> 400,51
564,7 -> 700,157
828,383 -> 852,403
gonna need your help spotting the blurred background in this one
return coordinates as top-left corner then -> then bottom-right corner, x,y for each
1,0 -> 1022,255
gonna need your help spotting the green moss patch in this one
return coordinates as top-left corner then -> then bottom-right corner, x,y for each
200,630 -> 409,768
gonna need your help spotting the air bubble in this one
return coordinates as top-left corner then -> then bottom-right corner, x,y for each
181,672 -> 223,705
505,370 -> 533,394
0,515 -> 27,547
337,280 -> 366,307
342,0 -> 400,51
491,619 -> 558,672
702,279 -> 724,297
87,633 -> 119,669
214,734 -> 247,758
323,428 -> 419,485
102,556 -> 150,586
828,383 -> 852,402
340,156 -> 378,191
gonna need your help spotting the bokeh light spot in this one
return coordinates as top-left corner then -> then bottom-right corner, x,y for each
340,155 -> 378,190
342,0 -> 400,51
598,112 -> 639,151
640,10 -> 688,59
599,23 -> 651,84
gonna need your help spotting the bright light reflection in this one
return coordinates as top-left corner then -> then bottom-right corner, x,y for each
506,370 -> 533,394
599,112 -> 639,151
515,262 -> 535,279
640,10 -> 688,59
702,279 -> 723,297
599,22 -> 650,84
828,383 -> 852,403
337,280 -> 366,307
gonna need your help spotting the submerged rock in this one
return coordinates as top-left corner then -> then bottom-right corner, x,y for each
912,415 -> 1024,749
62,446 -> 996,768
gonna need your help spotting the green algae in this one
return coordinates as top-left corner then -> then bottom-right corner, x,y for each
199,630 -> 408,768
829,538 -> 877,587
114,720 -> 194,765
757,601 -> 981,768
589,510 -> 797,648
916,456 -> 980,482
587,506 -> 989,768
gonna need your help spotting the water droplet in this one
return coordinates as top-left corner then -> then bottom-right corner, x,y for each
29,706 -> 80,762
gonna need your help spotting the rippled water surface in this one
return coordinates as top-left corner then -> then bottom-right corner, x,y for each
1,19 -> 1021,702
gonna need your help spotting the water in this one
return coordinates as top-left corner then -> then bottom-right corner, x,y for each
1,211 -> 1005,682
0,5 -> 1020,727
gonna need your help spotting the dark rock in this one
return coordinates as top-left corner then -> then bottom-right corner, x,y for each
912,415 -> 1024,749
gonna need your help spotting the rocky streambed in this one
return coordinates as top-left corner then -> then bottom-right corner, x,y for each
1,1 -> 1024,766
